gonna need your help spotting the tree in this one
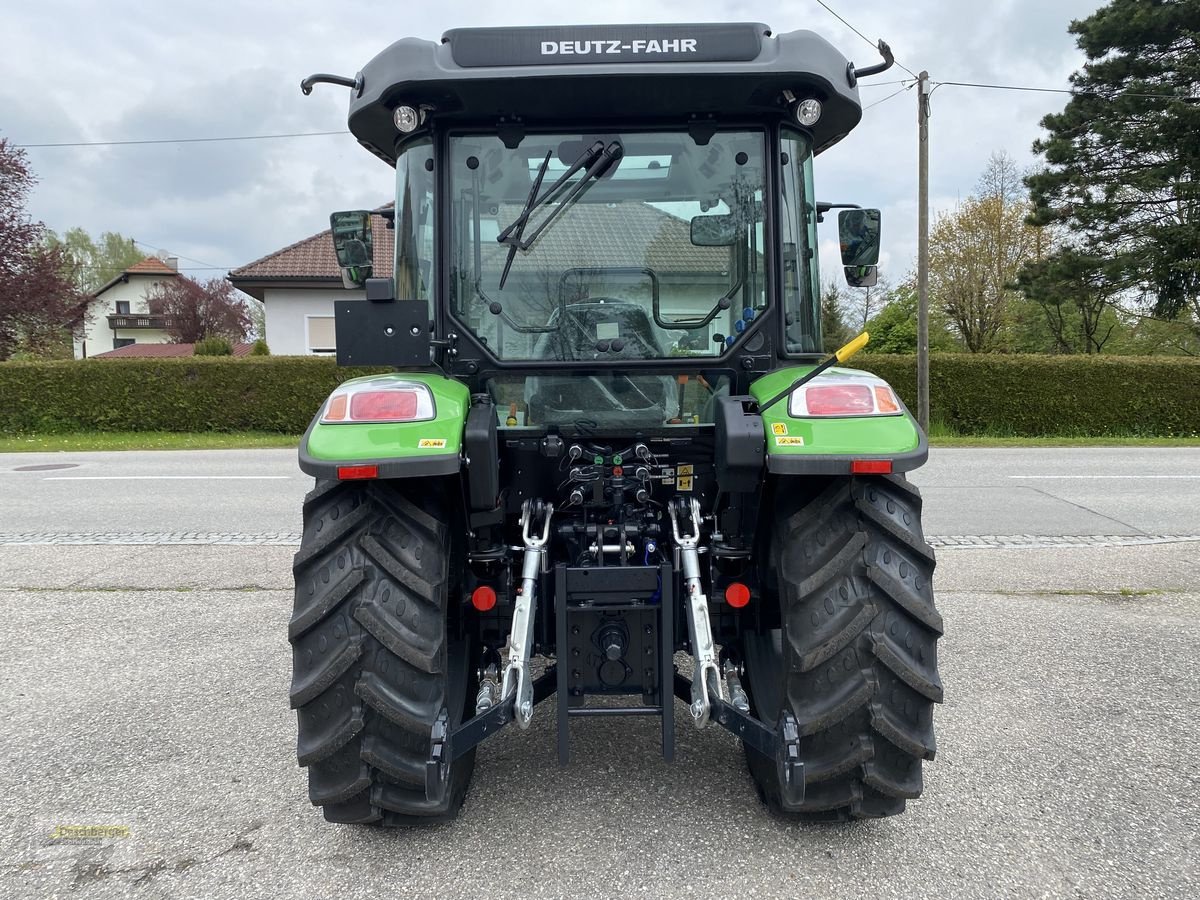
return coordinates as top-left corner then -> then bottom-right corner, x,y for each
862,279 -> 960,354
1016,249 -> 1121,353
0,138 -> 85,360
820,280 -> 851,353
931,153 -> 1047,352
147,277 -> 251,344
1025,0 -> 1200,332
46,228 -> 143,293
842,273 -> 890,334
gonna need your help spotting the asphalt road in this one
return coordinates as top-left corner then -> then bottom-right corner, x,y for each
1,448 -> 1198,898
2,446 -> 1200,537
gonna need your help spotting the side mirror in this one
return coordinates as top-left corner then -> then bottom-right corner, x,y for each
838,208 -> 881,267
844,265 -> 879,288
330,210 -> 374,289
690,214 -> 738,247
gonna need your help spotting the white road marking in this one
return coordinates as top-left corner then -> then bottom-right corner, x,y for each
1009,475 -> 1200,480
41,475 -> 293,481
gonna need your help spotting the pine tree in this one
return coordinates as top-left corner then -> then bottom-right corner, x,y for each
1025,0 -> 1200,330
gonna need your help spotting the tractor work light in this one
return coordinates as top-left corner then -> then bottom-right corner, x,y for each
393,105 -> 420,133
788,376 -> 903,418
321,377 -> 436,424
795,98 -> 823,127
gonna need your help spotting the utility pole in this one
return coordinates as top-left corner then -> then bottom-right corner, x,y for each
916,71 -> 931,433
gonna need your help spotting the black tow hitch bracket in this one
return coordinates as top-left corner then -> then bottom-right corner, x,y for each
425,667 -> 558,804
673,671 -> 805,808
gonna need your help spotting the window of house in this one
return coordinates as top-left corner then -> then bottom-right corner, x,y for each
308,316 -> 336,354
114,338 -> 135,350
116,301 -> 130,315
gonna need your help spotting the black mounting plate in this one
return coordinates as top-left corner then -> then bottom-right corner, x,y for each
335,299 -> 429,367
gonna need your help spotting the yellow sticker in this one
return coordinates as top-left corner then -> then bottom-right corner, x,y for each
677,464 -> 694,476
677,475 -> 694,491
771,422 -> 788,436
418,438 -> 447,449
775,436 -> 806,447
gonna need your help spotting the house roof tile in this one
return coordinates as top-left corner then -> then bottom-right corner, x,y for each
91,342 -> 254,359
123,257 -> 181,276
229,218 -> 394,281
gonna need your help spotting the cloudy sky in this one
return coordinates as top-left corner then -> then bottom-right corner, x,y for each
2,0 -> 1102,287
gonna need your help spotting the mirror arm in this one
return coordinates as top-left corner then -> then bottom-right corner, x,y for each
848,41 -> 895,86
816,201 -> 860,224
301,73 -> 362,96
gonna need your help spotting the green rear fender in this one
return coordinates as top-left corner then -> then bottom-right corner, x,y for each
298,372 -> 469,480
749,366 -> 928,475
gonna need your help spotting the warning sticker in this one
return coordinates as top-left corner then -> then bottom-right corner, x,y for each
418,438 -> 447,449
676,463 -> 694,491
775,436 -> 806,447
771,422 -> 788,436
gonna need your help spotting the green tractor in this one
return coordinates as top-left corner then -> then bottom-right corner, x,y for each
293,22 -> 941,826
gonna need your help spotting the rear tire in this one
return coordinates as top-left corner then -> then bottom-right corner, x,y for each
742,474 -> 943,820
289,478 -> 476,826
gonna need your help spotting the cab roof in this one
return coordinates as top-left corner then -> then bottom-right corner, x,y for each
345,23 -> 864,163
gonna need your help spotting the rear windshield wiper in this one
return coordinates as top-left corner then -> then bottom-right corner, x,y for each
496,139 -> 623,288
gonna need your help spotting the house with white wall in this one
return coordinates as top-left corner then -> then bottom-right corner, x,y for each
74,257 -> 181,359
228,219 -> 393,356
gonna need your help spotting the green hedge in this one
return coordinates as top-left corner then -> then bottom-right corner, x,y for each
0,357 -> 386,434
2,354 -> 1199,437
855,354 -> 1200,437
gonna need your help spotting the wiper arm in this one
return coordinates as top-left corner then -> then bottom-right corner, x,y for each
496,139 -> 623,288
497,147 -> 561,289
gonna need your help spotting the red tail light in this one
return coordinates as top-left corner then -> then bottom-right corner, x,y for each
725,582 -> 751,608
337,464 -> 379,480
350,390 -> 419,421
471,586 -> 497,612
321,378 -> 435,424
805,384 -> 875,416
851,460 -> 893,475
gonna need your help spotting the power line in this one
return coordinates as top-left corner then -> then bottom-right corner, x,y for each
934,80 -> 1195,101
813,0 -> 919,80
132,240 -> 226,272
16,130 -> 344,149
863,83 -> 916,111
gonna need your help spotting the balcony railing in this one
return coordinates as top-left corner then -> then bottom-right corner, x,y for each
107,314 -> 176,329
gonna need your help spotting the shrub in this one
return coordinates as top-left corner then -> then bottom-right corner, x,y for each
853,354 -> 1200,437
250,339 -> 270,356
1,354 -> 1198,437
194,336 -> 233,356
0,357 -> 386,434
